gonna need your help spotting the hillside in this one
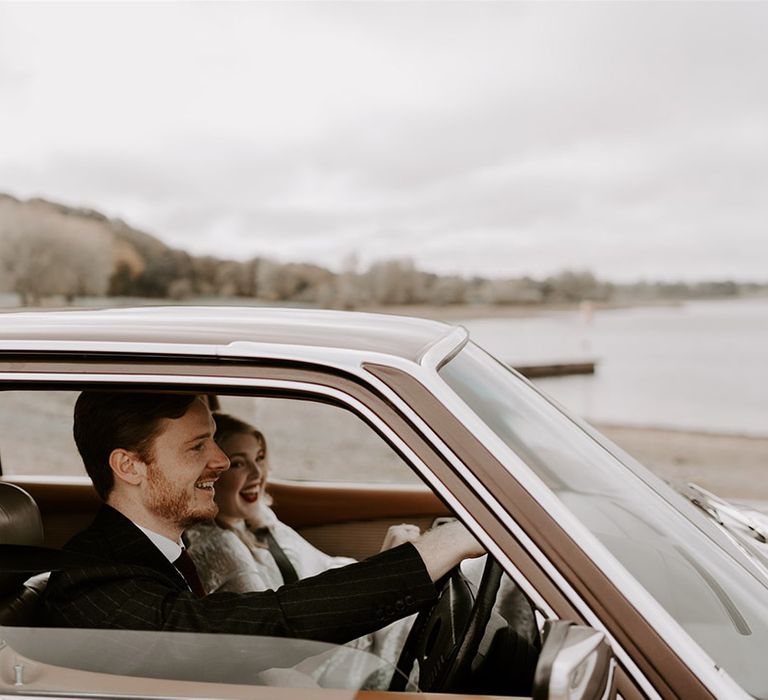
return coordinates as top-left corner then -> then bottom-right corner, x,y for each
0,192 -> 761,308
0,190 -> 182,272
0,193 -> 218,302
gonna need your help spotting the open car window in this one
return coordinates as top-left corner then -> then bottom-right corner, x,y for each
218,395 -> 419,484
0,381 -> 544,698
0,390 -> 84,477
0,390 -> 418,484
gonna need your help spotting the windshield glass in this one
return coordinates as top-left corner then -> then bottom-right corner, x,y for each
441,342 -> 768,698
0,626 -> 409,695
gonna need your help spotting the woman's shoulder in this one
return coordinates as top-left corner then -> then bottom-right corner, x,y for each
186,521 -> 250,561
186,521 -> 271,593
249,503 -> 278,528
186,519 -> 228,543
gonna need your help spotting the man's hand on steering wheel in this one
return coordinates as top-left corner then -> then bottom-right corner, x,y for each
412,519 -> 485,581
389,557 -> 503,692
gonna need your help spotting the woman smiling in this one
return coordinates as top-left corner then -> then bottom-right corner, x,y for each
185,412 -> 373,592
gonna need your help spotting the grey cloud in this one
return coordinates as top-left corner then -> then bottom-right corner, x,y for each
1,2 -> 767,281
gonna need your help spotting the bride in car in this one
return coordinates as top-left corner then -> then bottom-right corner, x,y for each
185,412 -> 420,684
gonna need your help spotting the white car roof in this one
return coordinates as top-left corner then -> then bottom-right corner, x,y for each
0,306 -> 457,365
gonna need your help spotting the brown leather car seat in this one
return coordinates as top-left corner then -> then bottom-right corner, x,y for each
0,482 -> 47,626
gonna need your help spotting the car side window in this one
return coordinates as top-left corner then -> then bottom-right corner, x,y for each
0,390 -> 84,477
0,390 -> 418,485
218,395 -> 419,484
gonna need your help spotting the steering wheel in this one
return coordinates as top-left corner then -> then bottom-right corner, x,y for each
388,556 -> 503,692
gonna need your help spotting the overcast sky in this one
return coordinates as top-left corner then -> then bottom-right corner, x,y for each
1,2 -> 767,282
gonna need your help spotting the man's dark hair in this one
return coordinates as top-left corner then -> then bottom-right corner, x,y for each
74,392 -> 198,500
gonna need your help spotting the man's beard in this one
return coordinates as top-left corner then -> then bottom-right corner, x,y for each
146,462 -> 217,529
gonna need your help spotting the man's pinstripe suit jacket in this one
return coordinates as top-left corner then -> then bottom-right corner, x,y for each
41,505 -> 436,644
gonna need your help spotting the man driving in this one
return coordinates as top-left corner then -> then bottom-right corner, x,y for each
41,392 -> 483,643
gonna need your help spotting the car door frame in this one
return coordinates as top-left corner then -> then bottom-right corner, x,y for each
0,350 -> 677,699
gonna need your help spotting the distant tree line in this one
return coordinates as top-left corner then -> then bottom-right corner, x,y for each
0,194 -> 765,307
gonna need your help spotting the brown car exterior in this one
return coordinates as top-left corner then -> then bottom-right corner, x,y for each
1,306 -> 767,700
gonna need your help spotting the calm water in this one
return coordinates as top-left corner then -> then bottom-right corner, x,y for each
461,296 -> 768,437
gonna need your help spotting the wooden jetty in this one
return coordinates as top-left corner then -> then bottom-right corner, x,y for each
514,361 -> 596,379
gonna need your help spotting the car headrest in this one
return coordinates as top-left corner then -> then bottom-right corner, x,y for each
0,483 -> 44,546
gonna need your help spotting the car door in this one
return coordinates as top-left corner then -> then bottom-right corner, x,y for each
0,351 -> 629,699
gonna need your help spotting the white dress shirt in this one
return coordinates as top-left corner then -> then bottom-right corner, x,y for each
136,524 -> 183,563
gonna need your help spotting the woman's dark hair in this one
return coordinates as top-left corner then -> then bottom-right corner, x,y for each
74,391 -> 198,500
212,413 -> 266,456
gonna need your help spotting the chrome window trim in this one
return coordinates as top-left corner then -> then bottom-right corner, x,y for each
401,361 -> 750,700
0,339 -> 416,377
0,341 -> 219,356
417,325 -> 468,370
223,341 -> 406,369
0,339 -> 446,373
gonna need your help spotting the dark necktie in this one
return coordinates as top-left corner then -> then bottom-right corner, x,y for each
254,527 -> 299,584
174,548 -> 206,597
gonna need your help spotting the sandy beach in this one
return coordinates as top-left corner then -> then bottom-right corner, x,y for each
598,424 -> 768,502
355,300 -> 684,323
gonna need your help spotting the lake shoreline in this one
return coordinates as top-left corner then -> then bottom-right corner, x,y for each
597,423 -> 768,501
356,299 -> 686,322
1,294 -> 745,321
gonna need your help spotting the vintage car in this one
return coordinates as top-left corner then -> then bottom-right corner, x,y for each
1,306 -> 767,700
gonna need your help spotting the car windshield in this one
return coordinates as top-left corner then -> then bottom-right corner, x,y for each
441,342 -> 768,699
0,626 -> 409,695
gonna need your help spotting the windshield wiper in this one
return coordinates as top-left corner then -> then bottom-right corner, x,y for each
674,481 -> 768,586
678,482 -> 768,544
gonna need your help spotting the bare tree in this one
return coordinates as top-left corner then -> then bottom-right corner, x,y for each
0,200 -> 113,305
425,275 -> 468,305
543,269 -> 610,302
471,277 -> 544,305
334,252 -> 365,309
364,258 -> 424,305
